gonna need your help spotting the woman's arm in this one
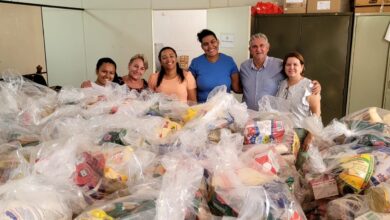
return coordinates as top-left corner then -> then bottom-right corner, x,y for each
231,72 -> 242,93
308,94 -> 321,117
186,71 -> 197,103
187,88 -> 197,103
303,94 -> 321,150
147,73 -> 158,91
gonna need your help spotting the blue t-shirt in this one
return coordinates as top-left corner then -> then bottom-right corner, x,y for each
189,53 -> 238,103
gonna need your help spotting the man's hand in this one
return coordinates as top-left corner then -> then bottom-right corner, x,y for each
312,80 -> 321,95
302,133 -> 314,151
81,80 -> 92,88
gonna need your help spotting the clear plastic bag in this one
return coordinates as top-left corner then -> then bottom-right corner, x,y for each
341,107 -> 390,147
156,152 -> 203,220
258,95 -> 291,114
302,116 -> 348,151
240,144 -> 286,176
0,74 -> 57,145
243,111 -> 298,157
332,153 -> 375,195
302,145 -> 327,174
0,176 -> 75,220
203,131 -> 306,219
34,135 -> 155,202
185,86 -> 248,132
74,182 -> 159,220
343,107 -> 390,125
0,142 -> 32,184
2,75 -> 57,126
73,147 -> 156,201
178,87 -> 248,154
370,147 -> 390,185
365,182 -> 390,213
327,194 -> 369,220
0,122 -> 41,146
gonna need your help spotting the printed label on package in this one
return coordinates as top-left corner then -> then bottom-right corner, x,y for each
310,176 -> 339,200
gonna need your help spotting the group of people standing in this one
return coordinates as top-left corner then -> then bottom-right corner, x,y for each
81,29 -> 321,150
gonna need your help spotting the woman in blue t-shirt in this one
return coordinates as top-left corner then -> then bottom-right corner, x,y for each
189,29 -> 241,103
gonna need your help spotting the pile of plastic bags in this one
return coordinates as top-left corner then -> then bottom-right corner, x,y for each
1,74 -> 390,220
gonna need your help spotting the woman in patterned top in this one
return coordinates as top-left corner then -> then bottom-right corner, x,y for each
276,51 -> 321,151
122,54 -> 149,93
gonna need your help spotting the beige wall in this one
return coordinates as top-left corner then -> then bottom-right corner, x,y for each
42,7 -> 86,87
83,9 -> 153,80
1,0 -> 82,7
208,6 -> 250,100
82,0 -> 151,9
153,10 -> 207,71
208,6 -> 250,68
347,14 -> 390,113
0,3 -> 46,75
82,0 -> 265,9
4,0 -> 257,88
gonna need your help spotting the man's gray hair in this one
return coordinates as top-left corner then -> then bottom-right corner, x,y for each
249,33 -> 269,46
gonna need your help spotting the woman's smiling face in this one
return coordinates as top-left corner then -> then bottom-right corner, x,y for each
128,58 -> 146,80
96,62 -> 116,85
201,35 -> 219,58
160,48 -> 177,71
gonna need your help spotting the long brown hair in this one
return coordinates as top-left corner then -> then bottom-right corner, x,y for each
157,47 -> 184,87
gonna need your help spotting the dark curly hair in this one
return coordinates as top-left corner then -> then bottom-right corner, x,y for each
197,29 -> 218,43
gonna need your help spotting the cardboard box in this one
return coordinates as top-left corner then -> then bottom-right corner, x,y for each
355,5 -> 390,12
309,175 -> 339,200
284,0 -> 307,13
355,0 -> 390,6
179,55 -> 189,70
307,0 -> 350,12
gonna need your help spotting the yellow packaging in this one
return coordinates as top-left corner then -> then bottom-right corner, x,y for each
159,119 -> 182,138
338,154 -> 374,193
81,209 -> 113,220
183,107 -> 199,123
291,131 -> 300,157
103,147 -> 133,183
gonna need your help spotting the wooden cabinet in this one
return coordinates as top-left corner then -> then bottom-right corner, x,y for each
348,13 -> 390,113
252,13 -> 353,124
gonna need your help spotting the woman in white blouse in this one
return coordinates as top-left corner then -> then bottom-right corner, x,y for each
276,51 -> 321,151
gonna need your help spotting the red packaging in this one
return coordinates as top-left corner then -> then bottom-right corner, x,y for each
251,2 -> 283,15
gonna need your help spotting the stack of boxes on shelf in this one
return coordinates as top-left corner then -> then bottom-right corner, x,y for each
283,0 -> 308,13
306,0 -> 350,12
283,0 -> 350,13
354,0 -> 390,13
281,0 -> 390,13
